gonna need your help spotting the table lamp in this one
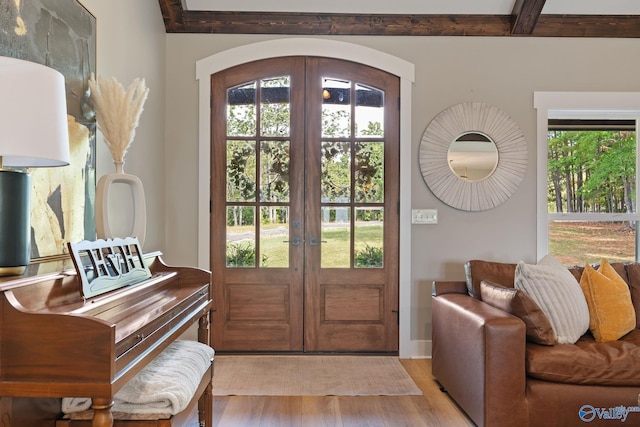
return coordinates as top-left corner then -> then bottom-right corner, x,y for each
0,56 -> 70,276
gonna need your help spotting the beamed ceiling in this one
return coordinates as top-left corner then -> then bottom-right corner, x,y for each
158,0 -> 640,37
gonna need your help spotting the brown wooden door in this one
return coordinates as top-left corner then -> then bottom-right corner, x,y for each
303,57 -> 399,352
210,57 -> 399,352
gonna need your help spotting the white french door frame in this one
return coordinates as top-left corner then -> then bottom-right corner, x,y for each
195,38 -> 417,357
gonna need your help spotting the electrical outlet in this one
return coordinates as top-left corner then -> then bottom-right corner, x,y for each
412,209 -> 438,224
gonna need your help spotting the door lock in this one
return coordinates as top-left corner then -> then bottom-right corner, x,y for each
309,237 -> 327,246
284,236 -> 301,246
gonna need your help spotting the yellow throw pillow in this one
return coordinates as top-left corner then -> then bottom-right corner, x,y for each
579,260 -> 636,342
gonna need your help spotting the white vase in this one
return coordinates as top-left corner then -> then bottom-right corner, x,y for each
95,161 -> 147,246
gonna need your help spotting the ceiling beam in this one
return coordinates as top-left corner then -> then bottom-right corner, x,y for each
158,0 -> 186,32
158,1 -> 640,38
533,15 -> 640,38
511,0 -> 546,34
171,12 -> 511,36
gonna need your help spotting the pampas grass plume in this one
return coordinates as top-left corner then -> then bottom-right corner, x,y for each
88,73 -> 149,163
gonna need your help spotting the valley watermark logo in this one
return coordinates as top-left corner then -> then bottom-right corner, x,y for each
579,405 -> 640,423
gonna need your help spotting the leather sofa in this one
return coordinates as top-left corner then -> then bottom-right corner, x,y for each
431,260 -> 640,427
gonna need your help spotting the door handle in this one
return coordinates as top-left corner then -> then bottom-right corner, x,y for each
284,236 -> 301,246
309,237 -> 327,246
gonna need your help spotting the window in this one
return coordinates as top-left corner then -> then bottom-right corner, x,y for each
535,92 -> 640,265
547,121 -> 636,264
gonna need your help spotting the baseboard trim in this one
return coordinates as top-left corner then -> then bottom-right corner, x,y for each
405,339 -> 431,359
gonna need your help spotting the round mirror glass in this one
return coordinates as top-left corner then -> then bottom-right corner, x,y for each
447,132 -> 499,182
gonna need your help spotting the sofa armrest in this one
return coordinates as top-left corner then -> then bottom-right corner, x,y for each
432,292 -> 528,427
432,280 -> 468,296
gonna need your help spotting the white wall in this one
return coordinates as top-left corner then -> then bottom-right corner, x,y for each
80,0 -> 166,253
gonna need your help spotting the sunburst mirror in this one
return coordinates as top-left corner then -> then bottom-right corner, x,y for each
419,102 -> 527,211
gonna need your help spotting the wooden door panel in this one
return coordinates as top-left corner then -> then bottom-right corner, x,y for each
220,267 -> 299,351
314,324 -> 388,352
304,57 -> 400,353
215,322 -> 293,351
227,284 -> 290,322
210,57 -> 305,352
322,284 -> 383,321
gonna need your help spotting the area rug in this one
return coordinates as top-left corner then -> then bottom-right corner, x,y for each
212,355 -> 423,396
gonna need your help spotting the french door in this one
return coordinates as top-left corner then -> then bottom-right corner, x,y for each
210,56 -> 399,352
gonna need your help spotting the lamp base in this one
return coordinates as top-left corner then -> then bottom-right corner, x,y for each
0,266 -> 26,276
0,169 -> 31,276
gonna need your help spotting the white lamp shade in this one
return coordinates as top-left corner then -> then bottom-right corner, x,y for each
0,56 -> 70,167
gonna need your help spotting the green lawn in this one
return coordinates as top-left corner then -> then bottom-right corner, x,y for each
227,223 -> 383,268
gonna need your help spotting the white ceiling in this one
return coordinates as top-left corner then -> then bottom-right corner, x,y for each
185,0 -> 640,15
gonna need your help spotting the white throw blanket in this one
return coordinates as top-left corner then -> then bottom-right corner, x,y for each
62,340 -> 214,416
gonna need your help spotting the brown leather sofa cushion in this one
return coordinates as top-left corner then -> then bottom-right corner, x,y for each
568,262 -> 628,283
464,260 -> 516,299
612,262 -> 630,283
481,280 -> 556,345
526,328 -> 640,386
566,266 -> 583,282
624,263 -> 640,328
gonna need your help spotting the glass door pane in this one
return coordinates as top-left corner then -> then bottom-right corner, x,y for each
355,141 -> 384,203
226,206 -> 256,267
322,78 -> 351,138
354,207 -> 384,268
320,77 -> 386,269
225,75 -> 292,269
355,83 -> 384,137
321,206 -> 351,268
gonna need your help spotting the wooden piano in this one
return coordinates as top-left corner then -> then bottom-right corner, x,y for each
0,238 -> 213,427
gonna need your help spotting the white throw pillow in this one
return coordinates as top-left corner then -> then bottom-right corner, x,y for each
514,254 -> 590,344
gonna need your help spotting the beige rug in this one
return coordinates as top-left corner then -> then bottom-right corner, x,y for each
212,355 -> 423,396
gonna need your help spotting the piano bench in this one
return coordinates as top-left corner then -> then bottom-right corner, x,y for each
56,361 -> 213,427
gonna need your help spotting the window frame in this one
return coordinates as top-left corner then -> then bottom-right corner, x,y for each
534,92 -> 640,261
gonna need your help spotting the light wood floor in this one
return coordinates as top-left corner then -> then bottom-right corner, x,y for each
212,358 -> 474,427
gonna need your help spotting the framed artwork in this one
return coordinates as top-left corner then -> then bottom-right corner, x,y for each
0,0 -> 97,261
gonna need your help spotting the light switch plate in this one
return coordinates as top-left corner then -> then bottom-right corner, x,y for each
412,209 -> 438,224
